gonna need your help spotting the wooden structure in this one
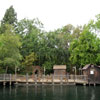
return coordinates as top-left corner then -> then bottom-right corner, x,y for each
0,74 -> 88,86
82,64 -> 100,84
32,66 -> 43,76
53,65 -> 66,76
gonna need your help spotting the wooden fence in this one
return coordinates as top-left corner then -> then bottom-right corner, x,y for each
0,74 -> 89,85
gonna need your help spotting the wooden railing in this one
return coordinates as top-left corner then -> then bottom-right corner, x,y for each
0,74 -> 88,84
0,74 -> 16,81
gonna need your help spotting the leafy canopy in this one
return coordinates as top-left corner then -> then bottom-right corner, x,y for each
69,27 -> 100,68
0,24 -> 22,73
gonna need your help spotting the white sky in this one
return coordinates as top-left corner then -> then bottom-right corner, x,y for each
0,0 -> 100,31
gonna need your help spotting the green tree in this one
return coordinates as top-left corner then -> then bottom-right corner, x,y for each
0,24 -> 22,73
22,52 -> 37,74
0,6 -> 17,33
19,18 -> 43,65
69,28 -> 100,69
71,25 -> 83,39
22,52 -> 37,67
16,18 -> 43,37
39,25 -> 72,72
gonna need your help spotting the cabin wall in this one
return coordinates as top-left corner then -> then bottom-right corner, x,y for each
95,67 -> 100,82
54,69 -> 66,76
83,67 -> 100,83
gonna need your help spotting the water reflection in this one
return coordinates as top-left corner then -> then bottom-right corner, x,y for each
91,89 -> 95,100
0,85 -> 99,100
9,86 -> 12,95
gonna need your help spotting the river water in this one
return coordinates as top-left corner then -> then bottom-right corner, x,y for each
0,85 -> 99,100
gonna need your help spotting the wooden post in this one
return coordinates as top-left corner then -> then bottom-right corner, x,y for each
35,75 -> 37,85
52,75 -> 54,85
26,73 -> 29,85
84,75 -> 86,81
60,76 -> 63,85
47,75 -> 48,82
82,75 -> 86,86
42,75 -> 44,85
66,75 -> 68,85
10,74 -> 12,86
83,75 -> 86,86
15,74 -> 18,85
89,82 -> 90,86
74,75 -> 75,83
83,83 -> 86,86
94,83 -> 96,86
4,74 -> 5,81
3,74 -> 6,86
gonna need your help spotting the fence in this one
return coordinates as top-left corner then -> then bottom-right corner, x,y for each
0,74 -> 88,85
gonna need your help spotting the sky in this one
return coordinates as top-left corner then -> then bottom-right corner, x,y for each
0,0 -> 100,31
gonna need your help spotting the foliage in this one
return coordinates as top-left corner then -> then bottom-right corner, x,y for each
0,6 -> 17,33
0,24 -> 22,73
69,27 -> 100,68
22,52 -> 37,67
1,6 -> 100,74
16,18 -> 43,37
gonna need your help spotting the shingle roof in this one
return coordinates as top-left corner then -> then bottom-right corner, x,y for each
98,66 -> 100,68
82,64 -> 91,70
83,64 -> 100,70
53,65 -> 66,69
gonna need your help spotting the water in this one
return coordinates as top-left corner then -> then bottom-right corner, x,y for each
0,85 -> 100,100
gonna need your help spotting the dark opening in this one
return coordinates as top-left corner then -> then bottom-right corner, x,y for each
35,70 -> 39,75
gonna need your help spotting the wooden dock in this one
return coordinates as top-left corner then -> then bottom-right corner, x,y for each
0,74 -> 97,86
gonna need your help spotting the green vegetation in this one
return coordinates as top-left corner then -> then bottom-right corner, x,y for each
0,24 -> 22,73
0,6 -> 100,74
69,27 -> 100,68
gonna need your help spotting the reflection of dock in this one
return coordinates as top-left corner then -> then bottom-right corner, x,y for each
0,74 -> 97,86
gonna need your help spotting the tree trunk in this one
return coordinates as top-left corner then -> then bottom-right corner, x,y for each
6,66 -> 8,74
15,66 -> 17,75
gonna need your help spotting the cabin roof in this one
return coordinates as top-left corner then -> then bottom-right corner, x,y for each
82,64 -> 91,70
53,65 -> 66,70
82,64 -> 100,70
98,66 -> 100,68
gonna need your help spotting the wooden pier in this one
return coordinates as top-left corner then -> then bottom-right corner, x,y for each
0,74 -> 97,86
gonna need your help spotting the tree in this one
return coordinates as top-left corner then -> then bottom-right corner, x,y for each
19,18 -> 43,66
0,6 -> 17,33
16,18 -> 43,37
22,52 -> 37,67
71,25 -> 83,39
39,26 -> 72,72
69,27 -> 100,69
21,27 -> 41,57
0,24 -> 22,73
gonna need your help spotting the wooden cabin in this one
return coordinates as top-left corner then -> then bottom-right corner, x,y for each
82,64 -> 100,83
53,65 -> 66,76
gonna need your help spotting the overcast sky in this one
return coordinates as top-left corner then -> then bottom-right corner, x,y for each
0,0 -> 100,31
